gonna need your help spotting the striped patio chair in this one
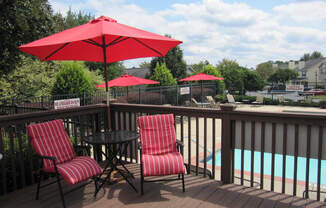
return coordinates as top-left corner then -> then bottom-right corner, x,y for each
138,114 -> 186,195
27,119 -> 103,208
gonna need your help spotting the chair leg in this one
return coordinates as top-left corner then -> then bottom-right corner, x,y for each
140,162 -> 144,195
93,177 -> 99,197
35,170 -> 43,200
56,173 -> 66,208
182,174 -> 185,192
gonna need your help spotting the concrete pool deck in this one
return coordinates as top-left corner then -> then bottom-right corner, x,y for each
236,103 -> 326,113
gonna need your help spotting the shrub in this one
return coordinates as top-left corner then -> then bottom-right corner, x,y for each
215,94 -> 227,103
150,63 -> 177,86
233,95 -> 257,102
51,62 -> 95,96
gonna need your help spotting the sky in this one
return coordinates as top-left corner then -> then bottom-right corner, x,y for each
49,0 -> 326,69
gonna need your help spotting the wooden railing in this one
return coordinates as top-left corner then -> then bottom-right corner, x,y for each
0,104 -> 109,195
110,103 -> 223,179
0,102 -> 325,202
221,107 -> 326,201
110,103 -> 326,201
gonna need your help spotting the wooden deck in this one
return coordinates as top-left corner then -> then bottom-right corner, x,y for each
1,163 -> 325,208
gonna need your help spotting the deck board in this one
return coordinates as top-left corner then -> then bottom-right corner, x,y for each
1,163 -> 325,208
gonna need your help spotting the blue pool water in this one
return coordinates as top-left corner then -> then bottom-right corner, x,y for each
207,149 -> 326,185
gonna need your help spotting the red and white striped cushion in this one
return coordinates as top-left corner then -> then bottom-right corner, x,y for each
138,114 -> 185,176
141,152 -> 185,176
138,114 -> 177,155
44,156 -> 103,185
27,119 -> 76,170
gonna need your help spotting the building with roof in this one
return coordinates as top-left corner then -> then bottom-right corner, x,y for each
272,58 -> 326,88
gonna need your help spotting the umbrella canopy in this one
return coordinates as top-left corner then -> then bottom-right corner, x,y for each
19,16 -> 182,92
96,73 -> 159,88
179,72 -> 224,82
179,72 -> 224,104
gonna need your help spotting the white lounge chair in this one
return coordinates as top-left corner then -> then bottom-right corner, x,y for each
206,96 -> 220,108
226,94 -> 242,104
191,98 -> 210,107
278,95 -> 288,104
252,94 -> 264,105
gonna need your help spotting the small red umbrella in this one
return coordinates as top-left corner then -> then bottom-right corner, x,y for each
19,16 -> 182,95
179,72 -> 224,82
97,73 -> 159,100
96,73 -> 159,88
179,72 -> 224,103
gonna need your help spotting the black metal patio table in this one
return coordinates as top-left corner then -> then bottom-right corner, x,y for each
83,130 -> 139,193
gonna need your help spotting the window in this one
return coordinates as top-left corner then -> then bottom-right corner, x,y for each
301,71 -> 307,77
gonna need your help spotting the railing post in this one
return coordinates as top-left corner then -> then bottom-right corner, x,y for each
41,96 -> 44,109
160,86 -> 163,105
176,85 -> 179,106
12,98 -> 18,114
220,104 -> 236,184
83,92 -> 86,106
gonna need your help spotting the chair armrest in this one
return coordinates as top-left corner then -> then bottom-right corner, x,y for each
176,139 -> 184,153
34,154 -> 56,161
176,139 -> 184,147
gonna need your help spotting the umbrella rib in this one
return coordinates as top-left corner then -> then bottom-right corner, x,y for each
44,42 -> 70,60
83,39 -> 102,47
132,38 -> 163,56
106,36 -> 130,47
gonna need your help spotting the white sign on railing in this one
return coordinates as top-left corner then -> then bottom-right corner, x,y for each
54,98 -> 80,110
180,87 -> 190,95
286,84 -> 304,92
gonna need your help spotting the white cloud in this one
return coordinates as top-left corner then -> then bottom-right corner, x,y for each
49,0 -> 326,68
274,1 -> 326,24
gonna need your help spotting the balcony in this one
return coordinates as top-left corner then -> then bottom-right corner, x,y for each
1,163 -> 324,208
0,103 -> 325,207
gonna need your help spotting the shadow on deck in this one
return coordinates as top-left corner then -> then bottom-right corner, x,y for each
1,163 -> 325,208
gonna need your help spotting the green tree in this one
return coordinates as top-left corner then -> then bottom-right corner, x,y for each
300,51 -> 323,61
216,59 -> 244,94
84,69 -> 104,90
300,53 -> 311,61
0,0 -> 55,75
243,68 -> 265,92
85,62 -> 125,81
191,60 -> 210,74
311,51 -> 323,59
150,63 -> 177,86
59,9 -> 93,31
267,68 -> 298,86
150,36 -> 187,79
255,61 -> 275,81
199,64 -> 225,94
52,62 -> 95,95
0,55 -> 60,100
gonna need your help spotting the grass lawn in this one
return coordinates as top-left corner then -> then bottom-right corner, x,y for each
313,95 -> 326,99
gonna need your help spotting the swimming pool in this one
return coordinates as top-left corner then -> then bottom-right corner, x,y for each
207,149 -> 326,185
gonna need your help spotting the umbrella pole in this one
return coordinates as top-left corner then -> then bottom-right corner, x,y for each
102,35 -> 111,131
127,87 -> 129,100
201,81 -> 203,104
102,35 -> 110,105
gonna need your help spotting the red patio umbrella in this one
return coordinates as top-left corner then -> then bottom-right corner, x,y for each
19,16 -> 182,100
96,73 -> 159,100
179,72 -> 224,82
179,72 -> 224,103
96,73 -> 159,88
